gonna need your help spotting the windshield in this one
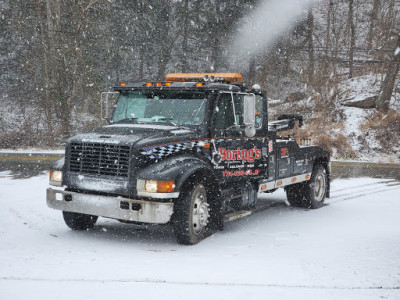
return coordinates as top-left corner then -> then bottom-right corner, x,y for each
112,91 -> 207,126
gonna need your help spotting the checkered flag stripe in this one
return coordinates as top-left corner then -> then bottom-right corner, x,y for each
140,142 -> 191,159
139,138 -> 264,160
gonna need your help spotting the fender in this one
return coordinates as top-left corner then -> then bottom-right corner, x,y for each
136,154 -> 217,192
51,157 -> 65,171
136,154 -> 223,231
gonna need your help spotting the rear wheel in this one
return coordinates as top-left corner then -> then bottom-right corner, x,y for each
63,211 -> 98,230
286,164 -> 327,209
174,182 -> 210,245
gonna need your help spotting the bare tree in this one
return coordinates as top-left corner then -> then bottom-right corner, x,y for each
325,0 -> 333,57
348,0 -> 356,79
368,0 -> 380,49
376,33 -> 400,112
307,7 -> 314,84
180,0 -> 190,72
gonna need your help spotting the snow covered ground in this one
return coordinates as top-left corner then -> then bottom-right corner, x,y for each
0,173 -> 399,300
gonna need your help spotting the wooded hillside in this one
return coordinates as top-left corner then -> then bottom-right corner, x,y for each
1,0 -> 399,153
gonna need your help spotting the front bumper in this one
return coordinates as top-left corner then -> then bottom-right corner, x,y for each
47,188 -> 174,224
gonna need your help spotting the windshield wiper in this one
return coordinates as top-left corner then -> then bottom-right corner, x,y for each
158,118 -> 178,126
114,117 -> 139,124
148,117 -> 179,126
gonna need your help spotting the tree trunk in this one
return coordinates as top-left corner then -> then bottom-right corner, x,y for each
37,2 -> 54,146
157,0 -> 171,78
376,34 -> 400,113
181,0 -> 189,72
331,1 -> 338,81
137,0 -> 145,80
326,0 -> 333,57
307,7 -> 314,85
211,3 -> 221,71
348,0 -> 355,79
367,0 -> 380,49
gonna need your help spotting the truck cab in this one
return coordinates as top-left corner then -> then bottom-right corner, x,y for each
47,73 -> 330,244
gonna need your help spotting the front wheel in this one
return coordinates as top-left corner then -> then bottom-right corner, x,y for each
63,211 -> 98,230
174,182 -> 210,245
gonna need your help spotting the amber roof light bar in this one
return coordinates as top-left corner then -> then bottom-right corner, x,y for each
166,73 -> 243,83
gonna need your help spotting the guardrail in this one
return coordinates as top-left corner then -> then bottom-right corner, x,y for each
0,152 -> 63,161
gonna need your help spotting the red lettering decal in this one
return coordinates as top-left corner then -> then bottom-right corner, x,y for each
281,148 -> 289,157
226,151 -> 232,160
241,149 -> 247,161
248,149 -> 254,162
232,150 -> 237,160
222,169 -> 260,177
219,147 -> 263,163
219,148 -> 226,161
255,147 -> 262,159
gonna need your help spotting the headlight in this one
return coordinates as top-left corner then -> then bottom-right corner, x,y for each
145,180 -> 158,193
138,180 -> 175,193
49,170 -> 63,187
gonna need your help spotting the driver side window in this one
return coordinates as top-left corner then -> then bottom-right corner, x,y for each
214,92 -> 264,133
215,93 -> 236,129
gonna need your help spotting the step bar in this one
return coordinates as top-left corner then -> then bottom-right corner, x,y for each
258,173 -> 312,193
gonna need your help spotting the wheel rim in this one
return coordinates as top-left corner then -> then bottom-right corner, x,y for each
314,173 -> 326,202
192,186 -> 209,235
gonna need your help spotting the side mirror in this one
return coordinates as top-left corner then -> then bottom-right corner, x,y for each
243,94 -> 256,137
101,92 -> 119,121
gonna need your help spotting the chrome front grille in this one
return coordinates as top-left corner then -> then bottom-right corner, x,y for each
69,142 -> 130,177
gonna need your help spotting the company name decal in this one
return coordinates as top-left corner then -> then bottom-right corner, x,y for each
219,147 -> 262,163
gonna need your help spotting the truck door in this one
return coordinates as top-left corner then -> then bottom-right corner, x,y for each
211,92 -> 266,181
277,144 -> 294,179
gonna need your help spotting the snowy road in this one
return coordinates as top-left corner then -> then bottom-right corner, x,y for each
0,173 -> 399,299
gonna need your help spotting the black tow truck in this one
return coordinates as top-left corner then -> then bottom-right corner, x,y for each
47,73 -> 330,244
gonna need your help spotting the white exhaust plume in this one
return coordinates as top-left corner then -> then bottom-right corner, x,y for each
231,0 -> 315,57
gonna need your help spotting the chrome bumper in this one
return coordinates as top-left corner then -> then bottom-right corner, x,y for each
46,188 -> 174,224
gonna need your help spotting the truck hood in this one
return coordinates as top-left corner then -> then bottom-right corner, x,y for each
67,123 -> 201,149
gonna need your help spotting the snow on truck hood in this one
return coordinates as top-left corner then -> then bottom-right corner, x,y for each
106,124 -> 177,130
67,124 -> 196,147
